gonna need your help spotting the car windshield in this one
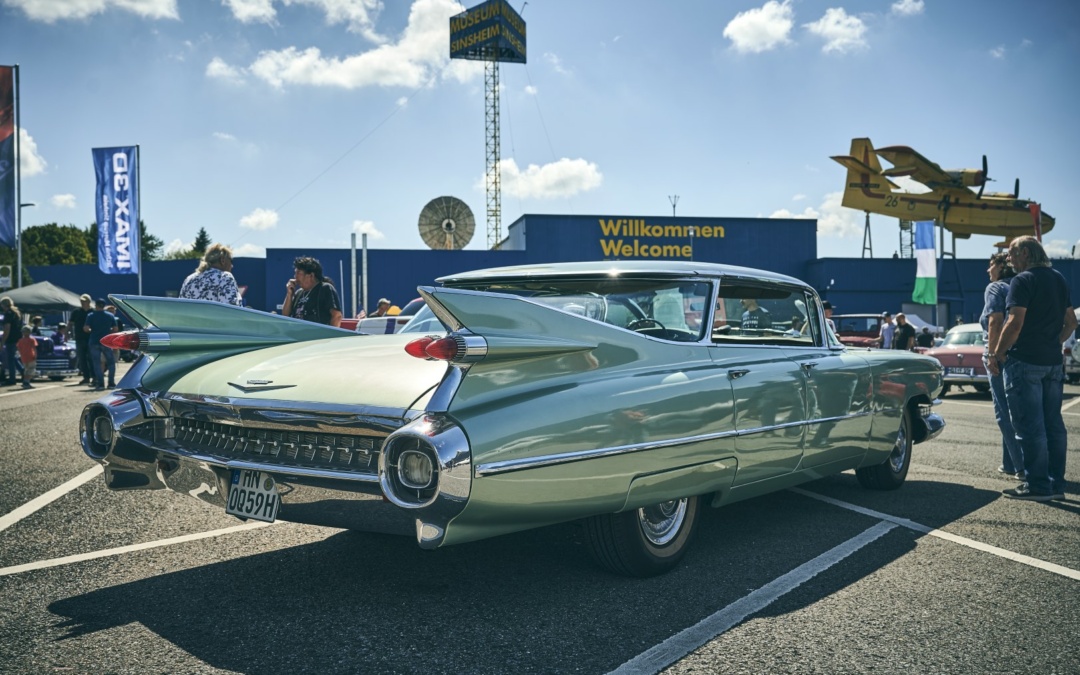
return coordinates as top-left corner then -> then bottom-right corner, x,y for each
400,305 -> 444,334
835,317 -> 879,333
449,278 -> 714,342
942,329 -> 984,347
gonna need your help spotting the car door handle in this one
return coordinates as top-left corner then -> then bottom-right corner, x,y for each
801,362 -> 819,371
728,369 -> 750,380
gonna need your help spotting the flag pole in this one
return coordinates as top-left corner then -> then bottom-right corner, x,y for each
136,144 -> 142,294
13,64 -> 20,288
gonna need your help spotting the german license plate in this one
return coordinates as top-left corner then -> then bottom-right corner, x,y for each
226,470 -> 280,523
946,367 -> 975,376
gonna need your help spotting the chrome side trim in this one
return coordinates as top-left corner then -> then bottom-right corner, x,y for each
474,410 -> 875,477
475,429 -> 740,477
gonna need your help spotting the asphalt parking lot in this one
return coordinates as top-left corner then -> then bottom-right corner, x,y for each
1,367 -> 1078,674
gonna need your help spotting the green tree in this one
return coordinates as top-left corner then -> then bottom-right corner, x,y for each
192,227 -> 211,255
21,223 -> 95,265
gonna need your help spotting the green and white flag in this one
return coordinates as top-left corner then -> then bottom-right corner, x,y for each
912,221 -> 937,304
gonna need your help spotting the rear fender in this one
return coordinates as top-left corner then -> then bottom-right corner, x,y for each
109,295 -> 355,391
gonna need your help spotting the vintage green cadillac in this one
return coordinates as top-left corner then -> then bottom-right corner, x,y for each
81,262 -> 944,576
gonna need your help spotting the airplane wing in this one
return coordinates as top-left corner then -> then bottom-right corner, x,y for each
875,145 -> 954,187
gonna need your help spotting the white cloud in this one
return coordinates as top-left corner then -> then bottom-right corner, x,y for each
396,96 -> 408,107
722,0 -> 794,54
223,0 -> 276,24
496,158 -> 603,200
792,193 -> 806,201
5,0 -> 178,22
51,194 -> 76,209
774,191 -> 863,238
239,207 -> 279,230
805,8 -> 867,54
206,57 -> 246,84
990,45 -> 1006,59
351,220 -> 385,239
890,0 -> 924,17
213,131 -> 237,141
1043,239 -> 1075,259
164,238 -> 192,256
544,52 -> 570,75
19,128 -> 47,176
524,85 -> 537,95
770,206 -> 818,219
232,242 -> 266,258
240,0 -> 466,90
223,0 -> 386,41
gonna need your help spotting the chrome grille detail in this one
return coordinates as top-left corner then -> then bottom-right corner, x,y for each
172,419 -> 381,474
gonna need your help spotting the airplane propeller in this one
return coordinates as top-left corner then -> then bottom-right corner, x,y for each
977,154 -> 989,198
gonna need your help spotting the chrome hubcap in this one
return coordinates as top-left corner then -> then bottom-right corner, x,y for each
889,420 -> 908,473
638,499 -> 687,546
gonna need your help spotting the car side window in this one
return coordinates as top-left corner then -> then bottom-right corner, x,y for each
711,282 -> 821,347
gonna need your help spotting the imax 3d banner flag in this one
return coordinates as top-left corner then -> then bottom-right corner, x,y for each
93,146 -> 139,274
0,66 -> 15,249
912,221 -> 937,305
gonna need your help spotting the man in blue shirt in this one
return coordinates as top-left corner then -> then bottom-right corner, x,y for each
989,236 -> 1078,501
83,298 -> 118,390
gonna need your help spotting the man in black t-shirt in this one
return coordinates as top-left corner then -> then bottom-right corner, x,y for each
990,236 -> 1077,501
281,257 -> 343,327
893,313 -> 916,351
916,327 -> 935,349
71,293 -> 93,384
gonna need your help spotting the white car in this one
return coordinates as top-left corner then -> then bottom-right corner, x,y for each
355,298 -> 425,335
1064,309 -> 1080,385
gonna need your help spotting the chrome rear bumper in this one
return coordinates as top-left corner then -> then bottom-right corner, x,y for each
80,389 -> 471,548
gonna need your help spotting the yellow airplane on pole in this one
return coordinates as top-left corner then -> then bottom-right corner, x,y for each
832,138 -> 1053,240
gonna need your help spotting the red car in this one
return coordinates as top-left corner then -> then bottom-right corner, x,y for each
924,323 -> 989,395
832,313 -> 884,348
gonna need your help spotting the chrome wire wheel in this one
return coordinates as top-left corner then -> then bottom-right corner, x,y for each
637,499 -> 687,547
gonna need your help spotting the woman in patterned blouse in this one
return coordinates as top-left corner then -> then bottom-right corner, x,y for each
179,243 -> 242,305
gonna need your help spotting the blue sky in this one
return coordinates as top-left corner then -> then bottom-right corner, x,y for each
2,0 -> 1078,261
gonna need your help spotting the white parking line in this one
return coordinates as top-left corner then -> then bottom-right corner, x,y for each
0,465 -> 103,534
0,384 -> 60,398
1063,395 -> 1080,411
0,521 -> 280,577
609,521 -> 898,675
790,488 -> 1080,581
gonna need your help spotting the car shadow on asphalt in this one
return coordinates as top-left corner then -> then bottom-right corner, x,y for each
41,481 -> 1006,674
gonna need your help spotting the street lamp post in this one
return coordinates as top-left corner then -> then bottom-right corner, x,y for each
17,202 -> 35,288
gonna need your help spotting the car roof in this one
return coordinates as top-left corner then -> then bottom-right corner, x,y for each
437,261 -> 808,288
948,323 -> 983,332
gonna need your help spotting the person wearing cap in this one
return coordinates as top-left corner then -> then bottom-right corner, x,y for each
875,312 -> 895,349
29,315 -> 43,336
16,325 -> 37,389
83,298 -> 118,390
72,293 -> 93,384
50,322 -> 68,348
822,300 -> 836,333
370,298 -> 401,317
179,243 -> 242,306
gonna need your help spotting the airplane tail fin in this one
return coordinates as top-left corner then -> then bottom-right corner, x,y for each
830,138 -> 900,200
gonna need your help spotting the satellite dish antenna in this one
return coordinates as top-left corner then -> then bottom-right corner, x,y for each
418,196 -> 475,250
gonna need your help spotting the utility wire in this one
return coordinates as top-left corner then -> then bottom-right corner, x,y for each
229,59 -> 453,248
